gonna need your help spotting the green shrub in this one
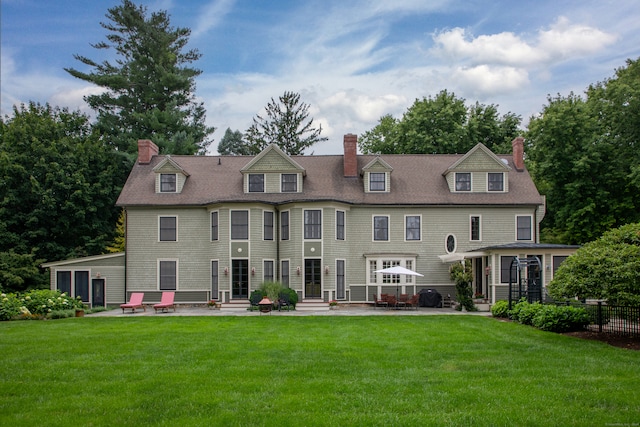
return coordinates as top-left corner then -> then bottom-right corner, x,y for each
0,293 -> 22,320
259,281 -> 283,304
1,290 -> 84,321
531,305 -> 590,332
510,300 -> 544,325
48,310 -> 74,319
491,300 -> 510,318
280,287 -> 298,308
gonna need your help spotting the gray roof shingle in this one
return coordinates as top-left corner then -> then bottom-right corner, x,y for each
116,153 -> 544,207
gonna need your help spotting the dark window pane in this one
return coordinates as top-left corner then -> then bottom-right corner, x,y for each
374,216 -> 388,241
281,174 -> 297,192
248,174 -> 264,192
160,174 -> 176,192
231,211 -> 249,240
159,217 -> 177,241
370,173 -> 385,191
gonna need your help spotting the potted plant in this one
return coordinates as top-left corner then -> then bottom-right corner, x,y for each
329,300 -> 338,309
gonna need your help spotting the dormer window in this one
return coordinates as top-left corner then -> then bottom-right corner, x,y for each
160,174 -> 177,193
455,173 -> 471,192
248,174 -> 264,192
488,173 -> 504,192
281,174 -> 297,192
370,173 -> 386,191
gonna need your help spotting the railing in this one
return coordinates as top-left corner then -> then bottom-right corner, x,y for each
582,302 -> 640,338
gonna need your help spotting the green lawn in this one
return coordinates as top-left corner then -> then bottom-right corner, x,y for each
1,316 -> 639,426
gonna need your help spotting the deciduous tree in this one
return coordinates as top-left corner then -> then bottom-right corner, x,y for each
359,90 -> 521,155
0,103 -> 125,269
548,223 -> 640,305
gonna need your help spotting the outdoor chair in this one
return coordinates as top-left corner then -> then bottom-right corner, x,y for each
386,295 -> 397,309
153,292 -> 176,313
373,294 -> 388,309
120,292 -> 145,313
278,292 -> 292,311
406,294 -> 420,310
250,293 -> 262,311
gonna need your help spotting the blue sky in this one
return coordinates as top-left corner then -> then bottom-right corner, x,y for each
2,0 -> 639,154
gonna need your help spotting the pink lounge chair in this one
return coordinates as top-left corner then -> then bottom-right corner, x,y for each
120,292 -> 145,313
153,292 -> 176,313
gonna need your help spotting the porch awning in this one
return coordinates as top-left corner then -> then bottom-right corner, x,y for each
438,252 -> 485,263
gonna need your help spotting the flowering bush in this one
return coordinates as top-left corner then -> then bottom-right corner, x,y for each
0,289 -> 84,320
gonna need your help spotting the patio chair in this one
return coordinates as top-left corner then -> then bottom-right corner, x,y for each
387,295 -> 397,309
153,292 -> 176,313
120,292 -> 145,313
406,294 -> 420,310
249,292 -> 262,311
278,292 -> 292,311
398,293 -> 409,309
373,294 -> 388,309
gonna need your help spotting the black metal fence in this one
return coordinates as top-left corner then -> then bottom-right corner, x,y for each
582,302 -> 640,338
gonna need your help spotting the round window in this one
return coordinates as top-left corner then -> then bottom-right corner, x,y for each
446,234 -> 456,253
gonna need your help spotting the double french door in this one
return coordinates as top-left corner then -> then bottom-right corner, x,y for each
232,260 -> 249,299
304,259 -> 322,298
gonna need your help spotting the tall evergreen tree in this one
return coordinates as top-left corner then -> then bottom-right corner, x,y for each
244,91 -> 327,155
65,0 -> 214,157
217,128 -> 251,155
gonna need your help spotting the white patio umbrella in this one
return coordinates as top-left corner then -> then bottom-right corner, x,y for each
375,266 -> 424,303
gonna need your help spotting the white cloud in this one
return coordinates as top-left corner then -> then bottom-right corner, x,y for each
191,0 -> 236,38
537,17 -> 618,61
431,17 -> 617,67
451,65 -> 530,97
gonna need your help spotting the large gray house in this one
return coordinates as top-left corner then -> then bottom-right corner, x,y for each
44,135 -> 578,308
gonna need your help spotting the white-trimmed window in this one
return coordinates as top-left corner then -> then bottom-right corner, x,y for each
159,259 -> 177,290
231,210 -> 249,240
336,210 -> 345,240
159,216 -> 177,242
55,270 -> 90,302
211,260 -> 219,300
445,234 -> 457,253
280,211 -> 289,241
516,215 -> 532,241
281,260 -> 290,286
405,215 -> 421,241
263,260 -> 274,282
470,215 -> 481,241
373,215 -> 389,241
369,172 -> 386,191
488,172 -> 504,192
336,260 -> 345,299
281,174 -> 297,192
160,173 -> 177,193
264,211 -> 274,241
248,174 -> 264,192
304,210 -> 322,239
367,259 -> 416,285
455,172 -> 471,191
211,211 -> 219,241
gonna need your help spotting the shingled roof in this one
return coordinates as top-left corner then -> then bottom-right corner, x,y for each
116,143 -> 544,208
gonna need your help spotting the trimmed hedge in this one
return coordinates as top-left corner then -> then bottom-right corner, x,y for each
493,299 -> 590,333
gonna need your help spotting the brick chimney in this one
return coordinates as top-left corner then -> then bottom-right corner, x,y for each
511,136 -> 524,171
137,139 -> 159,164
343,134 -> 358,177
